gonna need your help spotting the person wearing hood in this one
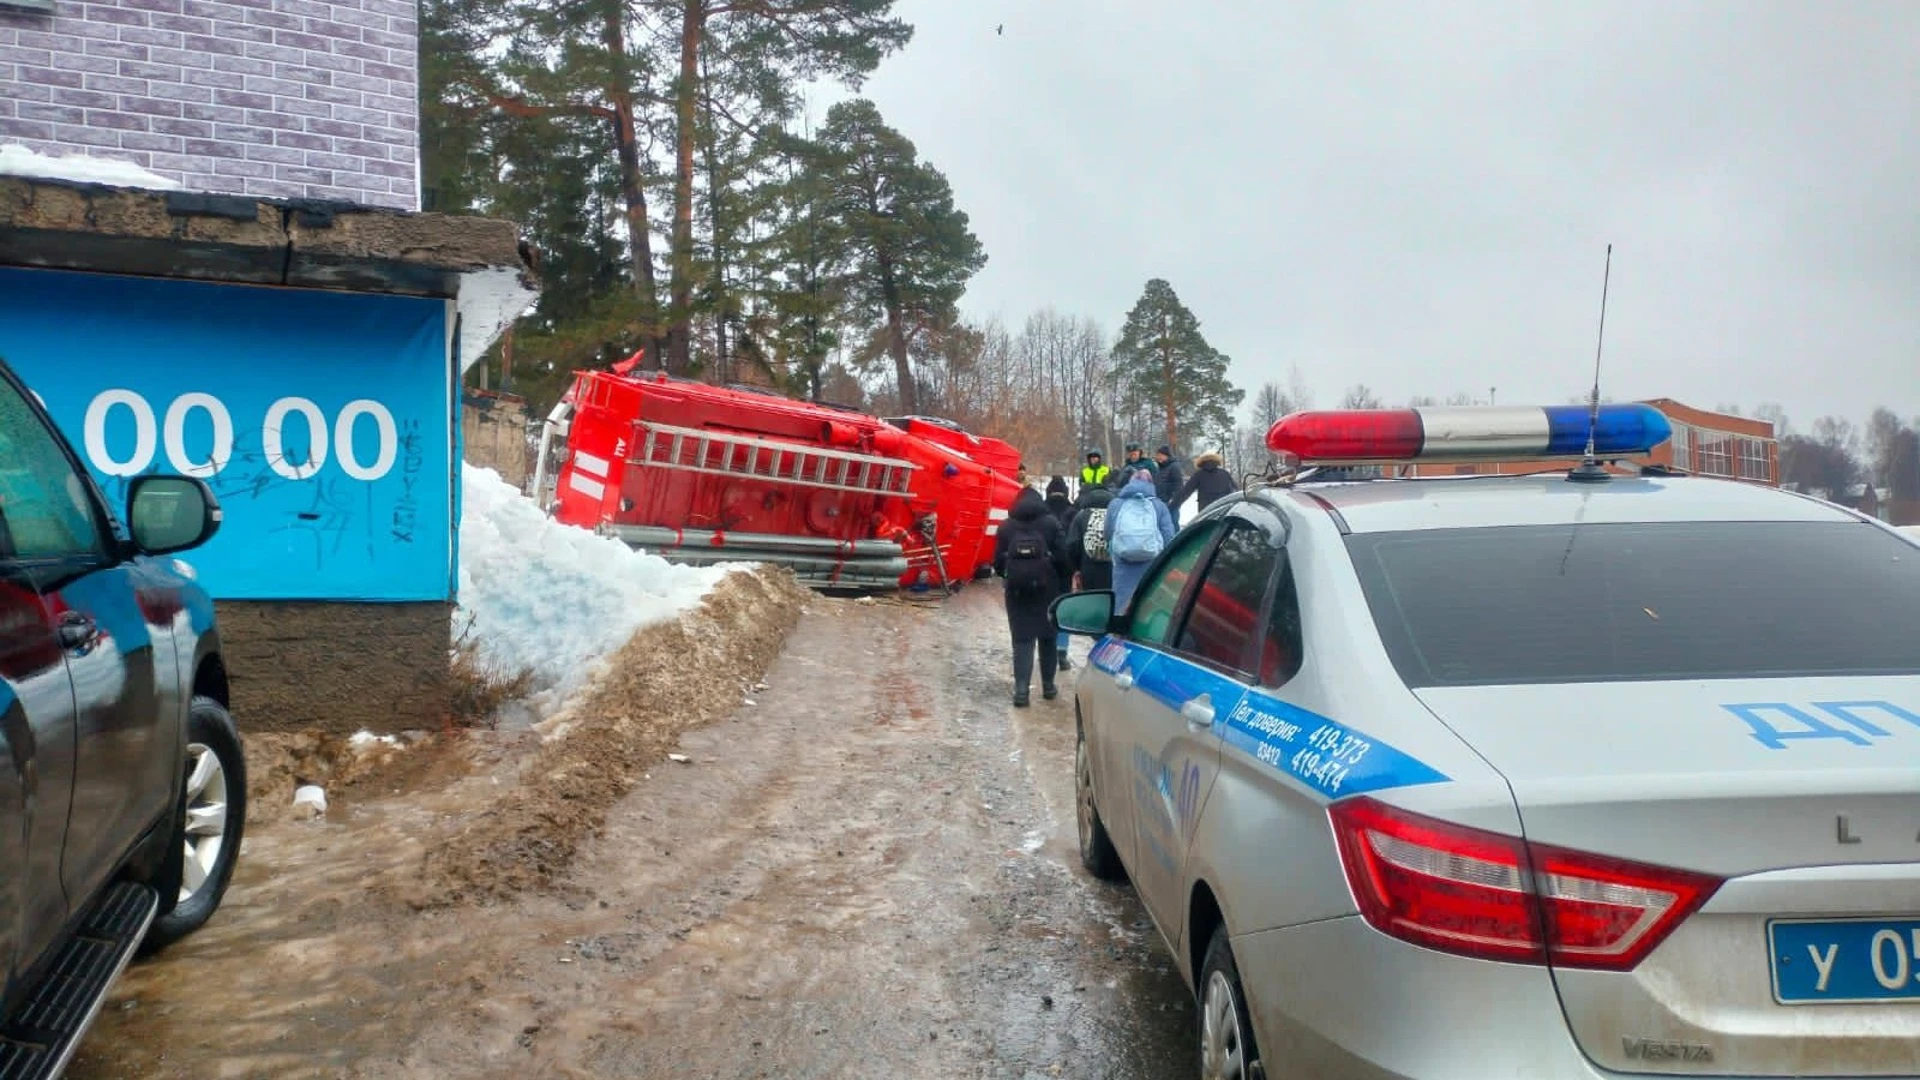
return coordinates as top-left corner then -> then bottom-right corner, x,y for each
1079,451 -> 1110,489
993,486 -> 1071,707
1103,467 -> 1178,611
1042,476 -> 1078,666
1172,450 -> 1237,514
1044,475 -> 1075,530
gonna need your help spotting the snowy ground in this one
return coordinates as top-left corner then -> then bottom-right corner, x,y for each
456,465 -> 733,713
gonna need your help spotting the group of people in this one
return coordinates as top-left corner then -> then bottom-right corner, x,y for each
990,443 -> 1238,706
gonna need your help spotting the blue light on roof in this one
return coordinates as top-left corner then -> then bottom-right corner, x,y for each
1543,404 -> 1672,458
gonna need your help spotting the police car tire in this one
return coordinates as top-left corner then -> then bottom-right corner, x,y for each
1076,726 -> 1125,881
1198,928 -> 1263,1080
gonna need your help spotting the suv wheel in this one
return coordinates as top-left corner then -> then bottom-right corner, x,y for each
144,696 -> 247,952
1075,725 -> 1125,881
1198,927 -> 1262,1080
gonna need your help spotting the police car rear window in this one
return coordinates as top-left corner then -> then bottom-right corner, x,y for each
1346,521 -> 1920,687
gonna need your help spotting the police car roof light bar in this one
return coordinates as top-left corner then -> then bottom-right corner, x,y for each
1264,404 -> 1672,465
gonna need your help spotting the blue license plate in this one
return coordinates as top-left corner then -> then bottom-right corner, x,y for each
1769,918 -> 1920,1004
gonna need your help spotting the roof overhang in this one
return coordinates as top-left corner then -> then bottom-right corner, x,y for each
0,178 -> 539,373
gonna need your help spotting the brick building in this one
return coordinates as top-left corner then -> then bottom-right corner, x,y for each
1409,399 -> 1778,484
0,0 -> 417,208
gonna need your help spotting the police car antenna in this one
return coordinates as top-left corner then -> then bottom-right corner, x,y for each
1569,243 -> 1614,484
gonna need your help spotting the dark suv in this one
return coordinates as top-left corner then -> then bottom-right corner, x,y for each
0,358 -> 245,1078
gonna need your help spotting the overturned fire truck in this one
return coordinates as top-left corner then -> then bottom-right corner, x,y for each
531,364 -> 1027,593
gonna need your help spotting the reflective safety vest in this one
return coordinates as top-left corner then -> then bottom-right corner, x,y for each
1081,464 -> 1110,487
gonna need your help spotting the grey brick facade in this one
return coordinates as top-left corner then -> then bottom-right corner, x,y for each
0,0 -> 417,209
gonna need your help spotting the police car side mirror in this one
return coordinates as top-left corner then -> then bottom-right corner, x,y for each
1052,591 -> 1116,636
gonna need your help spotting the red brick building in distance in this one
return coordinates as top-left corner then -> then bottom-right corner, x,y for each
1408,399 -> 1779,484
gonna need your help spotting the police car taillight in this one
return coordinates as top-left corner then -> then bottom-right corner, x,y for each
1266,404 -> 1672,464
1329,797 -> 1719,971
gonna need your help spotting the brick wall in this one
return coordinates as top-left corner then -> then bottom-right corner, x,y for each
215,600 -> 449,734
0,0 -> 417,209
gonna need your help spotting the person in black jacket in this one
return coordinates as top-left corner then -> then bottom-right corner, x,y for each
1171,450 -> 1237,515
1043,476 -> 1077,667
1044,475 -> 1075,530
993,487 -> 1071,707
1153,445 -> 1184,505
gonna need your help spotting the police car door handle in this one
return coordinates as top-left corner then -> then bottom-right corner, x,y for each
1181,698 -> 1215,727
1114,671 -> 1135,690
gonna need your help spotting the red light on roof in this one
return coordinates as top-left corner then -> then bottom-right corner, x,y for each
1267,410 -> 1423,461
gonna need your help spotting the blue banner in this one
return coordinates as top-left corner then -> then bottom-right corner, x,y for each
0,267 -> 452,602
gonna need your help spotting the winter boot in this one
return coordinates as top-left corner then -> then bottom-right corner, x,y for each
1042,683 -> 1059,701
1057,655 -> 1073,671
1012,687 -> 1030,708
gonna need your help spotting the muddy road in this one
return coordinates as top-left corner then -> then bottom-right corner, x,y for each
71,583 -> 1193,1079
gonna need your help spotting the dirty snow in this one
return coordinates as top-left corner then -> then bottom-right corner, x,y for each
457,464 -> 732,709
0,144 -> 182,189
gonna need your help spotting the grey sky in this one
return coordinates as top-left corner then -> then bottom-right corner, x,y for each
815,0 -> 1917,431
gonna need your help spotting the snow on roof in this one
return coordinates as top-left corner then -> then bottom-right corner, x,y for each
454,265 -> 539,375
0,144 -> 181,191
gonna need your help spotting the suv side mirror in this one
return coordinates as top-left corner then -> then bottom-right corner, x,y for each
126,475 -> 222,556
1052,590 -> 1118,636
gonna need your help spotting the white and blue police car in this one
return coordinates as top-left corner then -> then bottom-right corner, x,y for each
1054,403 -> 1920,1080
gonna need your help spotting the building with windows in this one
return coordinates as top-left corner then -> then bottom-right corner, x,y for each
1409,399 -> 1777,485
1654,399 -> 1778,484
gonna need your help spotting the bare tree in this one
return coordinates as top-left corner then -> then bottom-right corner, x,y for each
1865,407 -> 1906,488
1342,384 -> 1383,410
1753,402 -> 1790,438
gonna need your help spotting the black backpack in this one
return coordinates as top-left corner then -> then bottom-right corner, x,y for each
1004,530 -> 1051,601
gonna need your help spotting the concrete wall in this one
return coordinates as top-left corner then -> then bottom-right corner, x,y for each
0,0 -> 418,208
461,387 -> 532,490
216,600 -> 448,734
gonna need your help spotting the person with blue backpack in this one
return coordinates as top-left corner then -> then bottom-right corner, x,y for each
1103,467 -> 1178,611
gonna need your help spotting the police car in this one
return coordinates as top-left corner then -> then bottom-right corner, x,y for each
1053,404 -> 1920,1080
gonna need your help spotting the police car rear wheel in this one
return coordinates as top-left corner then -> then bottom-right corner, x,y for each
1199,928 -> 1261,1080
1075,728 -> 1124,881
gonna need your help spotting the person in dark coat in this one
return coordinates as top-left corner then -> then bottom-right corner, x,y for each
1153,445 -> 1185,505
1043,476 -> 1077,667
993,487 -> 1071,707
1044,475 -> 1075,530
1119,443 -> 1156,484
1171,450 -> 1237,515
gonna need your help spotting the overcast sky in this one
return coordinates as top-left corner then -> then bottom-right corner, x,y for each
812,0 -> 1917,432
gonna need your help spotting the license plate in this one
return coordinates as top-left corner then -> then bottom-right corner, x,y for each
1769,918 -> 1920,1004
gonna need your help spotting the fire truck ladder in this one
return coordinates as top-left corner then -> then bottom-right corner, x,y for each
634,422 -> 916,498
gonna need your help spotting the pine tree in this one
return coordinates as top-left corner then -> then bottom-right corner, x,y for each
813,99 -> 985,414
649,0 -> 911,372
1112,279 -> 1243,452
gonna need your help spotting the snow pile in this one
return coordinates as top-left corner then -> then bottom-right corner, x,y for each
457,464 -> 731,709
0,144 -> 182,190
